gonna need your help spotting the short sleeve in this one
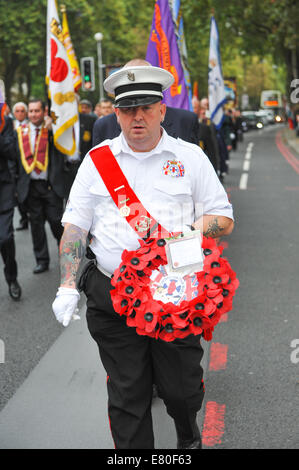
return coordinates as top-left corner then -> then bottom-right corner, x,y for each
192,151 -> 234,221
61,155 -> 97,231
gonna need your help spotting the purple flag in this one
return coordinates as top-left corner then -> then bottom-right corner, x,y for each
0,80 -> 6,133
146,0 -> 189,110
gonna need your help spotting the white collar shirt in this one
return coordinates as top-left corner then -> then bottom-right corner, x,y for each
62,129 -> 233,274
13,118 -> 28,129
29,122 -> 48,180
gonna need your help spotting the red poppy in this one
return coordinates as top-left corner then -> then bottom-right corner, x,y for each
110,235 -> 239,342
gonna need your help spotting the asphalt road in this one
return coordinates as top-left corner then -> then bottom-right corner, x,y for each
0,124 -> 298,449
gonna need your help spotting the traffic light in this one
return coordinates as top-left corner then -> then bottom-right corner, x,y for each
80,57 -> 95,91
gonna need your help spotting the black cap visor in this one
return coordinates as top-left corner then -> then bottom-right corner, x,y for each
115,95 -> 162,108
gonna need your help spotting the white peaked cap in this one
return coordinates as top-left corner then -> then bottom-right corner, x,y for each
104,65 -> 174,108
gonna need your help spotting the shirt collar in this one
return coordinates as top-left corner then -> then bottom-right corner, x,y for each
29,122 -> 43,132
111,128 -> 176,160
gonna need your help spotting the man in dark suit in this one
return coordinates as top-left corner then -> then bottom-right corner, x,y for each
92,105 -> 200,147
12,101 -> 29,230
15,99 -> 65,274
192,96 -> 219,173
0,116 -> 22,299
64,112 -> 97,198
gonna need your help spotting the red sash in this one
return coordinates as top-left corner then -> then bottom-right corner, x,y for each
17,124 -> 49,174
89,145 -> 239,343
89,145 -> 179,240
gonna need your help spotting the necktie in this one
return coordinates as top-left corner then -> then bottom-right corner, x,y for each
34,127 -> 39,150
34,127 -> 41,174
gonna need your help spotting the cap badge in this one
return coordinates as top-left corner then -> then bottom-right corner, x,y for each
127,72 -> 135,81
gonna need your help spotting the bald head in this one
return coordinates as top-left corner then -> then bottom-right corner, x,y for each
192,96 -> 200,116
124,59 -> 151,68
200,97 -> 209,110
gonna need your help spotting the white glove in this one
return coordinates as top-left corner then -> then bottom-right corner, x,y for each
52,287 -> 81,327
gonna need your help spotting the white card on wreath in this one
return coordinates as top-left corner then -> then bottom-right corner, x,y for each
168,236 -> 203,269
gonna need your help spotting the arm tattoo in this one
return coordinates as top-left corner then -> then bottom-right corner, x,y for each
59,224 -> 88,288
203,217 -> 225,238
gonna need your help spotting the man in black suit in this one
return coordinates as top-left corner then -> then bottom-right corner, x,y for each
192,96 -> 220,173
64,112 -> 97,198
0,116 -> 22,299
15,99 -> 65,274
92,105 -> 200,147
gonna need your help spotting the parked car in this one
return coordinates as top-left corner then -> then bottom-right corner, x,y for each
255,110 -> 270,126
242,111 -> 264,130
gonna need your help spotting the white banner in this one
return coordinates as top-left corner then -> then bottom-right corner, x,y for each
46,0 -> 78,155
208,16 -> 226,129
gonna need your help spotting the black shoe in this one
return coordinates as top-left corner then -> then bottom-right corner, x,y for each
8,280 -> 22,301
176,420 -> 202,449
16,222 -> 28,231
33,263 -> 49,274
177,436 -> 202,449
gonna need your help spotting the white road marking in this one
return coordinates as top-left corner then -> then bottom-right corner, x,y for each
239,173 -> 248,190
239,142 -> 253,190
243,160 -> 251,172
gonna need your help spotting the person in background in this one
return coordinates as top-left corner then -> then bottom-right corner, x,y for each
200,97 -> 229,182
12,102 -> 28,129
94,102 -> 102,119
14,99 -> 65,274
12,101 -> 29,231
192,96 -> 219,173
79,99 -> 93,115
0,116 -> 22,300
98,98 -> 114,118
233,108 -> 244,144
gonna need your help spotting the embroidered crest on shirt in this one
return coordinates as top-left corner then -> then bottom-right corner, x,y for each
163,160 -> 185,177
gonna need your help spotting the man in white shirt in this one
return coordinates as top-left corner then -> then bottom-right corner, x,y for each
12,102 -> 28,129
52,60 -> 234,449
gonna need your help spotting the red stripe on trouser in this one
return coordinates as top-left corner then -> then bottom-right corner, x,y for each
202,401 -> 226,447
208,343 -> 228,371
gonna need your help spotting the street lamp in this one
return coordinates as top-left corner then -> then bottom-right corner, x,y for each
94,32 -> 104,101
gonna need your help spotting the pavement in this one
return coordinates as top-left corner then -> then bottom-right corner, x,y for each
282,126 -> 299,154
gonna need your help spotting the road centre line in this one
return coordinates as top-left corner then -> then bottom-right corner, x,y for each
243,160 -> 251,172
239,173 -> 248,190
239,142 -> 253,190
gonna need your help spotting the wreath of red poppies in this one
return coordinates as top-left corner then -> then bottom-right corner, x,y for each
110,236 -> 239,342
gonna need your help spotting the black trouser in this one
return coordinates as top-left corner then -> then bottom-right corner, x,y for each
0,209 -> 17,283
17,201 -> 28,225
26,180 -> 64,264
84,264 -> 205,449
